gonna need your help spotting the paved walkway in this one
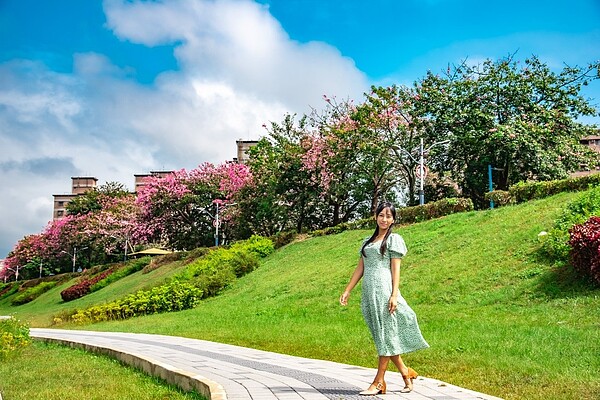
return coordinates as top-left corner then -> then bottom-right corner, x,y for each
31,329 -> 502,400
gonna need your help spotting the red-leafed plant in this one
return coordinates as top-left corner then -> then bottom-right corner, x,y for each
60,268 -> 114,302
568,216 -> 600,285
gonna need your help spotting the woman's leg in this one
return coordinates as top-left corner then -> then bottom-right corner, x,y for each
390,354 -> 407,374
374,356 -> 390,382
390,354 -> 417,392
360,356 -> 390,394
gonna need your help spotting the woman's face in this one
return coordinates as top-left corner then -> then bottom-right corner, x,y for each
376,207 -> 395,231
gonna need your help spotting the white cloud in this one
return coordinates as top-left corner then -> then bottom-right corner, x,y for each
0,0 -> 369,257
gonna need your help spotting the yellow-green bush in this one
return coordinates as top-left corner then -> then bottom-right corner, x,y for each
68,281 -> 203,324
0,317 -> 30,361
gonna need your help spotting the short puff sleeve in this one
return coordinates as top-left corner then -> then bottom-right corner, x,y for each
388,233 -> 407,259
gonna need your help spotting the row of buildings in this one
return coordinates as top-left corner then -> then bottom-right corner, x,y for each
52,140 -> 258,220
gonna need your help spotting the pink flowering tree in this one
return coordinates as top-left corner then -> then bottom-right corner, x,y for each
2,234 -> 48,281
302,96 -> 372,223
82,194 -> 141,261
135,163 -> 252,250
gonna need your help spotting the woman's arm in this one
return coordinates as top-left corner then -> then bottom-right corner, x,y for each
388,258 -> 401,313
339,257 -> 364,306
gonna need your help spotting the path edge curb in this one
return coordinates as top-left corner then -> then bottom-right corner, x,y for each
33,336 -> 227,400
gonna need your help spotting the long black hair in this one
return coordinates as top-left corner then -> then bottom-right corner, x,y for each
360,202 -> 396,257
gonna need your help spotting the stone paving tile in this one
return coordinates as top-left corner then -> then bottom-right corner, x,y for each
30,329 -> 502,400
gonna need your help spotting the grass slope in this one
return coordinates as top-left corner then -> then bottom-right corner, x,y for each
0,256 -> 189,326
2,191 -> 599,399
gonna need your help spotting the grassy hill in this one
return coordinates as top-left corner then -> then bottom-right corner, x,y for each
1,191 -> 599,400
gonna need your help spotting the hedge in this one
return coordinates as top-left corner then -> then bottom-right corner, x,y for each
508,172 -> 600,204
90,257 -> 151,292
68,281 -> 203,324
11,281 -> 57,305
60,268 -> 115,302
311,197 -> 474,237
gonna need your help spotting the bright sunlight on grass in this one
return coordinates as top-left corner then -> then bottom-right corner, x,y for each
1,191 -> 599,400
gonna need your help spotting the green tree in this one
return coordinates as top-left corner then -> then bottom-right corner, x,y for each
416,54 -> 599,206
241,115 -> 323,234
352,86 -> 428,208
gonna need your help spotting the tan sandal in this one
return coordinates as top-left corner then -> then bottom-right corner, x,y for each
400,367 -> 418,393
359,380 -> 386,395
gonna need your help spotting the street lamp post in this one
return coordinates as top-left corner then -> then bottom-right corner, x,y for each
488,165 -> 504,209
393,139 -> 449,205
109,235 -> 130,262
62,246 -> 88,273
4,266 -> 19,282
202,202 -> 236,246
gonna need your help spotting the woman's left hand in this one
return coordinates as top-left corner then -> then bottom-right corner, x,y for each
388,296 -> 397,314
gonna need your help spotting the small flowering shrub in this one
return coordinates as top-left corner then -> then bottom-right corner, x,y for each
60,268 -> 115,302
568,216 -> 600,285
68,281 -> 202,323
0,317 -> 30,360
11,281 -> 57,305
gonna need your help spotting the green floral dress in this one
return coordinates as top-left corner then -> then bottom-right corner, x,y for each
360,233 -> 429,356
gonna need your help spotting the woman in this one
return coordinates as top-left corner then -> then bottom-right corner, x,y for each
340,202 -> 429,394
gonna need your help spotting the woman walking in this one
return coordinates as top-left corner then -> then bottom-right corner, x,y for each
340,202 -> 429,394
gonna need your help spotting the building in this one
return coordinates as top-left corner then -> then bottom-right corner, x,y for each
235,139 -> 259,164
52,177 -> 98,220
52,140 -> 259,220
134,171 -> 174,193
580,135 -> 600,153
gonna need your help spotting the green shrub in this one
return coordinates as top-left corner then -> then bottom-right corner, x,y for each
142,251 -> 189,273
68,281 -> 203,324
232,235 -> 275,258
542,186 -> 600,262
183,247 -> 210,263
485,190 -> 513,207
509,173 -> 600,203
271,231 -> 297,248
193,266 -> 237,298
0,317 -> 30,360
397,197 -> 474,224
311,199 -> 473,237
90,257 -> 151,292
11,281 -> 57,305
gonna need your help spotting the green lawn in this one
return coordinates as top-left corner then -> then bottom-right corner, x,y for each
0,341 -> 205,400
1,191 -> 599,400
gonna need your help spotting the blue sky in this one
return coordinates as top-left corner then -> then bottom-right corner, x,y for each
0,0 -> 599,258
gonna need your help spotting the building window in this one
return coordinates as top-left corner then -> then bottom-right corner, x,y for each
57,210 -> 64,217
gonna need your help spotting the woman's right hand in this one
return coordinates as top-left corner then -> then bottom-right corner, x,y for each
339,291 -> 350,306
